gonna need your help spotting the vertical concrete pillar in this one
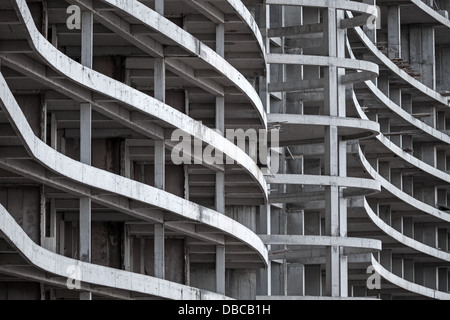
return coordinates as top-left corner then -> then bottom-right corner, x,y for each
154,140 -> 165,190
155,0 -> 164,15
79,9 -> 93,301
387,6 -> 401,59
324,7 -> 340,297
154,58 -> 165,103
154,223 -> 165,279
214,20 -> 226,295
421,26 -> 436,89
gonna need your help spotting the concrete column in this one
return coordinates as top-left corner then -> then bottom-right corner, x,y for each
155,0 -> 164,15
387,6 -> 401,59
80,9 -> 93,301
216,245 -> 225,295
287,264 -> 305,296
154,223 -> 165,279
324,7 -> 340,297
378,74 -> 389,97
154,140 -> 165,190
214,20 -> 226,293
421,26 -> 436,89
154,58 -> 165,103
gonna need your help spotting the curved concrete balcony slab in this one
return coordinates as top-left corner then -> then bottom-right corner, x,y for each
0,71 -> 269,267
0,202 -> 230,300
11,0 -> 268,201
268,113 -> 380,146
371,255 -> 450,300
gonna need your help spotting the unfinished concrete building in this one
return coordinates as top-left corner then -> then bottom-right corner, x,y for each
0,0 -> 449,300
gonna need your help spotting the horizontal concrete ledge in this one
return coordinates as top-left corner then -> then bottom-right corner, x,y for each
267,54 -> 379,84
256,295 -> 379,300
265,0 -> 378,17
364,199 -> 450,263
0,72 -> 268,266
265,174 -> 381,194
371,255 -> 450,300
259,235 -> 382,252
268,113 -> 380,143
0,203 -> 230,300
12,0 -> 268,200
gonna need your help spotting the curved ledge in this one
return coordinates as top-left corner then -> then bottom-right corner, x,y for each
348,11 -> 449,106
352,90 -> 450,185
363,199 -> 450,262
259,235 -> 381,251
361,80 -> 450,144
0,203 -> 229,300
410,0 -> 450,28
356,145 -> 450,223
371,255 -> 450,300
12,0 -> 268,201
267,54 -> 379,84
265,174 -> 381,196
345,36 -> 450,145
0,73 -> 269,266
266,0 -> 378,16
68,0 -> 266,125
268,113 -> 380,144
226,0 -> 266,62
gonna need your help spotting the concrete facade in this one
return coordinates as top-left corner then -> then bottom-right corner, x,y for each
0,0 -> 448,300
